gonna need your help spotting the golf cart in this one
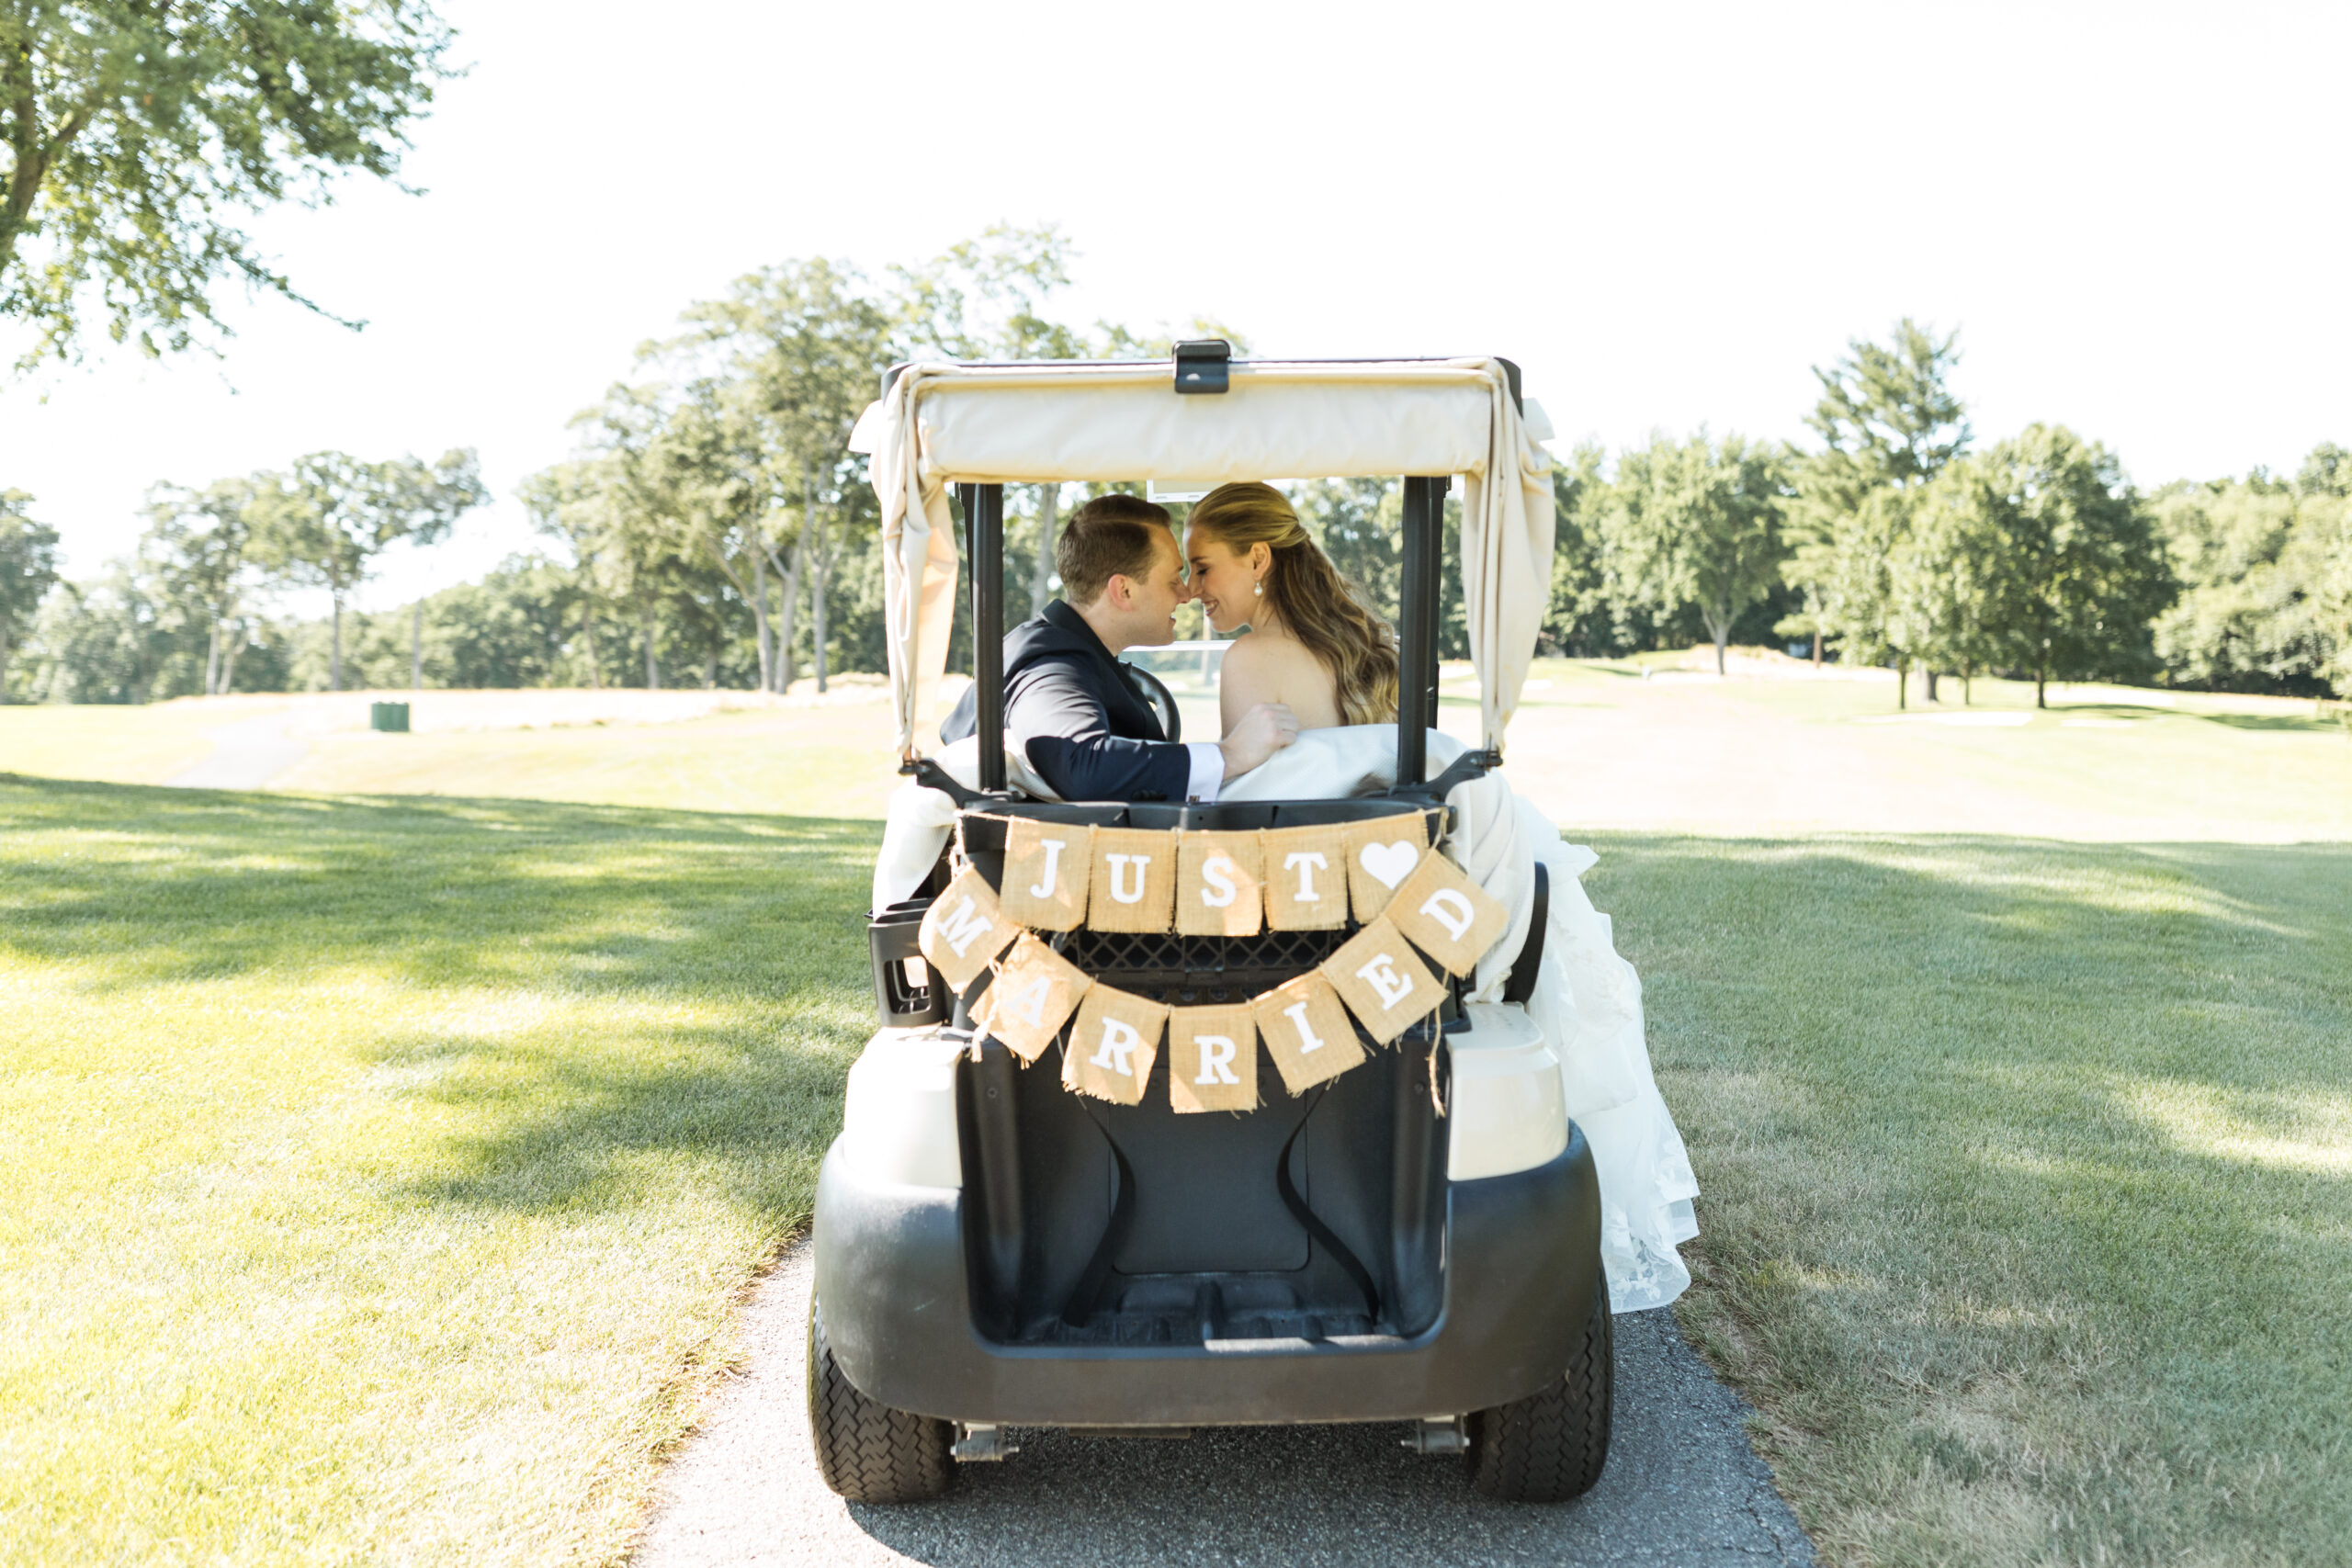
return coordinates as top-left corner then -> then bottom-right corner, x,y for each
809,344 -> 1609,1503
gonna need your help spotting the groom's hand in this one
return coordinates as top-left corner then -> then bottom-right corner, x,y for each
1218,703 -> 1301,782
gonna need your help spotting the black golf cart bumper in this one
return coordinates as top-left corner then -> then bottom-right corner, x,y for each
811,1129 -> 1601,1427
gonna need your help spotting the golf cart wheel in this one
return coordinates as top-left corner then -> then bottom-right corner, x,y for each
807,1292 -> 955,1503
1466,1280 -> 1614,1502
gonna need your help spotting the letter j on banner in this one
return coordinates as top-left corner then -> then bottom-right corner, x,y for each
997,818 -> 1093,931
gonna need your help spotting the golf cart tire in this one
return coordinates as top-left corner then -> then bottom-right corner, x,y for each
808,1292 -> 956,1503
1465,1275 -> 1613,1503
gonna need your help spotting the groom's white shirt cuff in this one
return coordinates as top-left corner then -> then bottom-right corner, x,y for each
1183,742 -> 1224,804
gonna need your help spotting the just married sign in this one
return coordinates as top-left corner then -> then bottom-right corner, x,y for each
919,815 -> 1511,1112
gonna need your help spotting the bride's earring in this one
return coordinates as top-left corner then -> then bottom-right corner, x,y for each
1253,581 -> 1263,598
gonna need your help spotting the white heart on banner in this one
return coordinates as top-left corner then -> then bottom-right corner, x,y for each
1359,840 -> 1419,889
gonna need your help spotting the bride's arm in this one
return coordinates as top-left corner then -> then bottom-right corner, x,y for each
1217,636 -> 1279,736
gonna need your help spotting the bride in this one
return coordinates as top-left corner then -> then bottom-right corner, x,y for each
1182,481 -> 1702,1314
1182,481 -> 1401,731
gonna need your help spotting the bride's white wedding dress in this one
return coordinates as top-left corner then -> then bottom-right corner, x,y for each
873,723 -> 1702,1314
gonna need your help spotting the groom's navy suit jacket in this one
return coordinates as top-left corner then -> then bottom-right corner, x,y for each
941,600 -> 1191,803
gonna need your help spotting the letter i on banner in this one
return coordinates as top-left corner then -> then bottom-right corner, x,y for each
999,819 -> 1093,931
1387,849 -> 1512,976
916,866 -> 1021,990
1177,830 -> 1265,937
1062,986 -> 1168,1105
1087,826 -> 1178,933
1251,971 -> 1363,1094
1260,824 -> 1350,931
1167,1003 -> 1257,1113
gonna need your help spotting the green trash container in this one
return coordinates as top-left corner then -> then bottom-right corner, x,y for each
370,702 -> 411,733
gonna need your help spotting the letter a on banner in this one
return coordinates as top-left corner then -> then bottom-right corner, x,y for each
1387,849 -> 1512,976
1062,985 -> 1168,1105
1251,971 -> 1363,1094
1260,824 -> 1350,931
1167,1003 -> 1258,1113
1176,830 -> 1264,937
1324,915 -> 1443,1044
999,819 -> 1093,931
976,932 -> 1091,1063
1086,826 -> 1178,933
916,865 -> 1021,990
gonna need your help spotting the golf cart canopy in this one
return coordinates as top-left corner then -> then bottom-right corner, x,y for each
849,349 -> 1556,773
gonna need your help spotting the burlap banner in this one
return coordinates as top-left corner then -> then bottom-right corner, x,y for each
944,813 -> 1516,1112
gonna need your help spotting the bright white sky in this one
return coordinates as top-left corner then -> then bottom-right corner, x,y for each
4,0 -> 2346,612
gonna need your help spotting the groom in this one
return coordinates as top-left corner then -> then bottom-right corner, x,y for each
942,493 -> 1297,803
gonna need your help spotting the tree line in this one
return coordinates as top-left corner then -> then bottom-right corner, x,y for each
6,303 -> 2350,706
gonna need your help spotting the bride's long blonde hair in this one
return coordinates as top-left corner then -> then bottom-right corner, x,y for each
1188,481 -> 1399,725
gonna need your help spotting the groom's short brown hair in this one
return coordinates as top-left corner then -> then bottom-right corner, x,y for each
1057,493 -> 1172,605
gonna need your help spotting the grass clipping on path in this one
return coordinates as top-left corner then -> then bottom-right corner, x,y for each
0,777 -> 877,1566
1600,835 -> 2352,1568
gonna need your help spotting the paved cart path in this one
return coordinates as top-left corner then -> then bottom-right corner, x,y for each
168,711 -> 309,790
633,1242 -> 1814,1568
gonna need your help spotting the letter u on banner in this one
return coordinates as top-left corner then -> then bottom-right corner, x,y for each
998,818 -> 1094,931
1177,829 -> 1264,937
1087,826 -> 1178,933
1260,824 -> 1350,931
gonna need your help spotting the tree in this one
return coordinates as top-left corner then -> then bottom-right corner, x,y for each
1952,425 -> 2177,707
1,2 -> 454,366
676,255 -> 893,693
518,460 -> 622,691
1,489 -> 60,697
143,477 -> 266,693
249,449 -> 483,691
1783,320 -> 1970,698
1606,431 -> 1789,674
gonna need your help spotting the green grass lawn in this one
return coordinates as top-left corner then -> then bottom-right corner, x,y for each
5,673 -> 2349,1565
1604,834 -> 2352,1567
0,777 -> 877,1565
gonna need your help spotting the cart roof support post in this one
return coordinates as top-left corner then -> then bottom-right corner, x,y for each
1396,475 -> 1449,786
959,482 -> 1008,793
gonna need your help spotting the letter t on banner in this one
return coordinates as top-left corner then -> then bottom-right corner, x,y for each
1261,824 -> 1349,931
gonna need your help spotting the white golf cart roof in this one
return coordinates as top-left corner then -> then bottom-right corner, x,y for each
849,352 -> 1556,759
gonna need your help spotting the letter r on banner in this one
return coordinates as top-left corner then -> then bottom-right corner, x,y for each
1090,1016 -> 1142,1076
1193,1035 -> 1240,1084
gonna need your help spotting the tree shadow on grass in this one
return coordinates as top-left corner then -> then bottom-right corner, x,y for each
2190,711 -> 2345,735
1,774 -> 888,1223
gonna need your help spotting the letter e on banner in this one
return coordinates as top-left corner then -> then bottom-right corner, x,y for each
1250,972 -> 1363,1094
1087,826 -> 1178,933
999,818 -> 1093,931
1062,985 -> 1168,1105
1387,849 -> 1512,976
1324,915 -> 1442,1044
1167,1003 -> 1257,1113
1177,830 -> 1265,937
976,933 -> 1091,1062
917,866 -> 1021,991
1343,812 -> 1430,921
1260,824 -> 1349,931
